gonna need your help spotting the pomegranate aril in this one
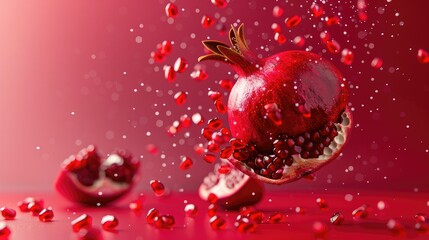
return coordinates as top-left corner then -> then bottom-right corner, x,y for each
417,49 -> 429,63
160,40 -> 172,55
285,15 -> 302,28
235,216 -> 256,233
39,208 -> 54,222
147,208 -> 160,224
248,210 -> 264,223
150,180 -> 165,196
211,0 -> 227,8
271,23 -> 282,33
179,156 -> 193,170
330,212 -> 344,225
154,215 -> 175,229
310,4 -> 323,17
207,141 -> 220,153
165,3 -> 178,18
77,228 -> 102,240
184,204 -> 198,217
209,215 -> 226,230
201,15 -> 215,28
320,31 -> 331,43
219,79 -> 234,91
28,201 -> 43,215
371,57 -> 383,69
201,127 -> 214,141
316,197 -> 328,210
230,138 -> 247,149
174,57 -> 188,73
191,69 -> 208,81
387,219 -> 405,235
100,215 -> 119,230
214,99 -> 227,113
72,214 -> 93,232
0,207 -> 16,220
0,221 -> 11,237
208,91 -> 221,101
415,213 -> 428,223
174,91 -> 187,106
218,164 -> 231,174
150,51 -> 165,62
341,48 -> 354,65
313,221 -> 328,239
415,222 -> 429,232
208,118 -> 223,130
293,36 -> 305,48
164,65 -> 176,82
264,103 -> 283,125
352,204 -> 369,220
274,32 -> 287,45
220,146 -> 233,159
325,16 -> 340,26
207,204 -> 218,217
203,154 -> 216,164
129,196 -> 144,212
192,113 -> 204,125
272,6 -> 284,18
207,193 -> 218,204
233,149 -> 250,161
326,39 -> 340,54
269,212 -> 284,223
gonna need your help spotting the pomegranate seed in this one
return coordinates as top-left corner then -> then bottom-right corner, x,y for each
272,6 -> 284,18
274,32 -> 286,45
310,4 -> 323,17
230,138 -> 247,149
220,146 -> 233,158
271,23 -> 282,33
209,215 -> 226,230
285,15 -> 302,28
320,31 -> 331,43
151,51 -> 165,62
417,49 -> 429,63
208,91 -> 222,101
179,156 -> 193,170
71,214 -> 93,232
217,164 -> 231,174
211,0 -> 227,8
194,143 -> 205,155
129,196 -> 144,212
77,228 -> 102,240
352,204 -> 369,220
239,206 -> 256,216
150,180 -> 165,196
154,215 -> 175,229
387,219 -> 405,235
192,113 -> 204,125
293,36 -> 305,48
295,206 -> 306,214
190,69 -> 208,81
202,127 -> 214,140
207,193 -> 218,204
38,208 -> 54,222
235,216 -> 256,233
248,210 -> 264,223
371,57 -> 383,69
165,3 -> 178,18
204,154 -> 216,164
164,65 -> 176,82
146,144 -> 159,155
179,114 -> 191,127
341,48 -> 354,65
415,222 -> 429,232
316,198 -> 328,210
214,99 -> 227,113
160,40 -> 172,55
174,91 -> 187,106
207,141 -> 220,153
268,212 -> 284,223
101,215 -> 119,230
415,213 -> 428,223
0,221 -> 11,237
208,118 -> 223,130
325,16 -> 340,26
28,201 -> 43,215
207,204 -> 218,217
313,221 -> 328,238
201,15 -> 215,28
219,79 -> 234,90
330,212 -> 344,225
184,204 -> 198,217
325,40 -> 340,54
264,103 -> 283,126
147,208 -> 160,224
0,207 -> 16,220
173,57 -> 188,73
358,11 -> 368,21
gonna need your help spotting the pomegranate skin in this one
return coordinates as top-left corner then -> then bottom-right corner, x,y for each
228,51 -> 349,152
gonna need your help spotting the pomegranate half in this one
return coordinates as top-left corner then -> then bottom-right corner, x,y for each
55,145 -> 140,205
199,160 -> 264,210
199,24 -> 352,184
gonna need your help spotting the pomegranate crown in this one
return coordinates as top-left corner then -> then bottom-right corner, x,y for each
198,24 -> 256,71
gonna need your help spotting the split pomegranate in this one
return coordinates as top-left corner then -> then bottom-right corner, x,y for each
199,24 -> 352,184
55,145 -> 140,205
199,160 -> 264,210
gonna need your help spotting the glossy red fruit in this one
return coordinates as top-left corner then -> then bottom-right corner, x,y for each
199,160 -> 264,210
55,145 -> 140,206
39,208 -> 54,222
199,24 -> 352,184
72,214 -> 93,233
0,207 -> 16,220
77,228 -> 102,240
101,215 -> 119,230
0,221 -> 11,237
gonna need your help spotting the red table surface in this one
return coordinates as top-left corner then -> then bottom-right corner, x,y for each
1,189 -> 428,240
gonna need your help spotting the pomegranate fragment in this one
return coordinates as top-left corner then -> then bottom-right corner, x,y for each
0,221 -> 11,237
417,49 -> 429,63
0,207 -> 16,220
101,215 -> 119,230
165,3 -> 178,18
150,180 -> 165,196
209,215 -> 227,230
147,208 -> 160,224
39,208 -> 54,222
154,215 -> 175,229
71,214 -> 93,233
184,204 -> 198,217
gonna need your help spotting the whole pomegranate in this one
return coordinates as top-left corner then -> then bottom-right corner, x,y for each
199,24 -> 352,184
55,145 -> 140,205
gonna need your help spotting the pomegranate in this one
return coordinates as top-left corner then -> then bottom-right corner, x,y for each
199,24 -> 352,184
55,145 -> 140,206
199,160 -> 264,210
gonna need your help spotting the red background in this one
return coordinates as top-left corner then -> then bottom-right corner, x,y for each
0,0 -> 428,195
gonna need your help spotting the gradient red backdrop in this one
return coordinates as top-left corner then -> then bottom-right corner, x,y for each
0,0 -> 428,196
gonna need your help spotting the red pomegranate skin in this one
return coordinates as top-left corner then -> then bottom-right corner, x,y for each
228,51 -> 349,152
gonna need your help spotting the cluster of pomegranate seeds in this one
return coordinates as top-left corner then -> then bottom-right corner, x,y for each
164,2 -> 178,18
101,215 -> 119,231
150,180 -> 166,196
146,208 -> 175,229
0,221 -> 11,238
16,197 -> 54,222
184,204 -> 198,217
0,207 -> 16,220
152,40 -> 173,63
64,145 -> 100,187
234,215 -> 257,233
209,215 -> 226,230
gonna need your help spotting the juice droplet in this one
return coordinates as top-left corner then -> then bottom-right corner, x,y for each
150,180 -> 165,196
285,15 -> 302,28
209,215 -> 227,230
165,3 -> 178,18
